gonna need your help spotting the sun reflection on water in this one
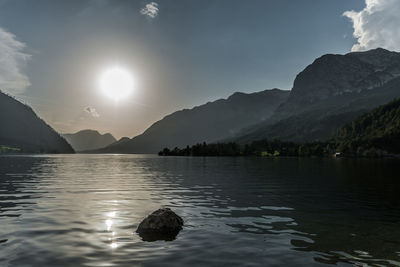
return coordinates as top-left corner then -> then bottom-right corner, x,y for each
105,210 -> 118,249
105,219 -> 113,231
108,211 -> 116,217
105,211 -> 116,232
110,242 -> 118,249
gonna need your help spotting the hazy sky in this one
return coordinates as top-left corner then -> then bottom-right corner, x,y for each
0,0 -> 398,139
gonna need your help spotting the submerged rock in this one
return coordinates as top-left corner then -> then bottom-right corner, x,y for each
136,208 -> 184,241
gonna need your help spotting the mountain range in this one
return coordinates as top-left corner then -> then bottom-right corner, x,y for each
0,91 -> 74,153
95,48 -> 400,154
93,89 -> 289,153
2,48 -> 399,155
159,97 -> 400,158
62,130 -> 116,152
234,48 -> 400,143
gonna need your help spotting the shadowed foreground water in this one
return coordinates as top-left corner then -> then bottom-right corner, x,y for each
1,155 -> 400,266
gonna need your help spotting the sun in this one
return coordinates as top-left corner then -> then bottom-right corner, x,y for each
99,67 -> 134,101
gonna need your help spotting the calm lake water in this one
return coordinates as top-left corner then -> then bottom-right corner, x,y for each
1,155 -> 400,266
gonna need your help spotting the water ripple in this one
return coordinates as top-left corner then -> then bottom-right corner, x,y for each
1,155 -> 400,266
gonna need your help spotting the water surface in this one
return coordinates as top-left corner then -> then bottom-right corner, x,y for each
1,155 -> 400,266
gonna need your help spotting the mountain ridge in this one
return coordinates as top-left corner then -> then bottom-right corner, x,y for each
159,97 -> 400,158
94,48 -> 400,154
274,48 -> 400,120
93,88 -> 290,153
232,48 -> 400,143
62,129 -> 116,152
0,91 -> 74,153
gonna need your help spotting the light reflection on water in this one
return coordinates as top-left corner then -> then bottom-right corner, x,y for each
0,154 -> 400,266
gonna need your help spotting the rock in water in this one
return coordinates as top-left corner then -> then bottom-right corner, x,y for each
136,208 -> 184,241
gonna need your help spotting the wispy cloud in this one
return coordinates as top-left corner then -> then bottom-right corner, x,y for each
344,0 -> 400,52
0,27 -> 31,95
140,2 -> 159,19
84,106 -> 100,118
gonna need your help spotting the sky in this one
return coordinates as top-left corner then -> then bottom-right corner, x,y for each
0,0 -> 398,139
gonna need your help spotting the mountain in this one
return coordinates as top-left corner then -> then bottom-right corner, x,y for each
96,48 -> 400,154
0,91 -> 74,153
62,130 -> 116,152
160,98 -> 400,158
276,48 -> 400,118
234,48 -> 400,143
94,89 -> 290,153
334,98 -> 400,156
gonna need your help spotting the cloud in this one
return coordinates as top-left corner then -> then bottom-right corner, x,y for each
84,106 -> 100,118
0,27 -> 31,95
140,2 -> 159,18
344,0 -> 400,52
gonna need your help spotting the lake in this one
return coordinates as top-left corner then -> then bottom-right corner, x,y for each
1,154 -> 400,266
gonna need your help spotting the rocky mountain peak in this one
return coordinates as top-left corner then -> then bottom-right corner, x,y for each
290,48 -> 400,103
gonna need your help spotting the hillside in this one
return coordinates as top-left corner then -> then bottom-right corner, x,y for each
94,89 -> 289,153
160,98 -> 400,158
97,48 -> 400,154
233,48 -> 400,143
62,130 -> 116,152
334,98 -> 400,156
0,91 -> 74,153
275,48 -> 400,119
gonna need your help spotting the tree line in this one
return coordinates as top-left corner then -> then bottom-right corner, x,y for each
159,98 -> 400,158
158,140 -> 334,157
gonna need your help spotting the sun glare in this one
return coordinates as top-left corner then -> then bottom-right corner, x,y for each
99,67 -> 134,101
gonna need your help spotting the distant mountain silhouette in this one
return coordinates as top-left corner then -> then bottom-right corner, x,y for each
95,48 -> 400,154
62,130 -> 116,151
0,91 -> 74,153
234,48 -> 400,143
94,89 -> 289,153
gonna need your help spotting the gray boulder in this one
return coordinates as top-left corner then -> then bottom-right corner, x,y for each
136,208 -> 184,241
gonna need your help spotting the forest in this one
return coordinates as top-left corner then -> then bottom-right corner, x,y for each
159,99 -> 400,158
